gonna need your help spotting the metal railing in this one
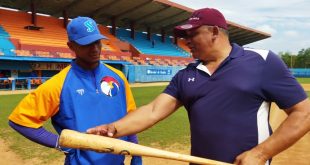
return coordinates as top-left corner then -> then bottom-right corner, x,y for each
0,77 -> 51,91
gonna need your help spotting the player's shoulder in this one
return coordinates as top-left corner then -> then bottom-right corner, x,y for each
103,63 -> 127,83
103,63 -> 116,70
243,47 -> 277,61
171,60 -> 199,79
181,60 -> 200,71
49,65 -> 71,83
103,63 -> 124,76
37,65 -> 71,92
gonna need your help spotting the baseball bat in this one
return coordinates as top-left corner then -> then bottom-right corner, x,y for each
59,129 -> 232,165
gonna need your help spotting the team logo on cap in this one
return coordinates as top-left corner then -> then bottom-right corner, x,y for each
100,76 -> 120,97
180,24 -> 193,29
189,17 -> 200,21
84,20 -> 95,32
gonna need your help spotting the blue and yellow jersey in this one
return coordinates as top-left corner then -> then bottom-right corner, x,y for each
9,60 -> 136,165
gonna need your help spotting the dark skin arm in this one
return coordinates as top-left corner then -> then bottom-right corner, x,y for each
86,93 -> 182,137
234,98 -> 310,165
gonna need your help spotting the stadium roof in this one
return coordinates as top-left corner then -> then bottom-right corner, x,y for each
0,0 -> 270,45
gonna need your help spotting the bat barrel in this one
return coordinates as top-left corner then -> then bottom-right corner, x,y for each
59,129 -> 232,165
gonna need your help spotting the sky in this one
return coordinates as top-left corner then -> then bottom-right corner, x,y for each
171,0 -> 310,54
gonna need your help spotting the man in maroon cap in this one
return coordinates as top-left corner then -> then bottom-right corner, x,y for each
87,8 -> 310,165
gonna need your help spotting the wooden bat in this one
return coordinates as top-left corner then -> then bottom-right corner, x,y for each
59,129 -> 232,165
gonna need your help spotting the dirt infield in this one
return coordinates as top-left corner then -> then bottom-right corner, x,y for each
1,105 -> 309,165
0,84 -> 309,165
302,84 -> 310,91
0,138 -> 25,164
269,104 -> 310,165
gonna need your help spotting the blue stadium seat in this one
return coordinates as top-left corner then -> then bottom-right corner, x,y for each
0,26 -> 16,56
115,28 -> 190,57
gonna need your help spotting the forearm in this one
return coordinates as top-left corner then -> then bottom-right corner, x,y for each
9,120 -> 58,148
114,104 -> 161,137
114,94 -> 180,138
86,94 -> 181,138
253,99 -> 310,160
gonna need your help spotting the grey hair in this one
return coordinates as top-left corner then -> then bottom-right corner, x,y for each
203,25 -> 229,37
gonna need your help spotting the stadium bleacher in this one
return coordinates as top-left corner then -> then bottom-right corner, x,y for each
0,26 -> 15,56
0,9 -> 67,48
177,38 -> 191,53
0,7 -> 195,90
98,25 -> 122,52
0,9 -> 134,59
0,8 -> 192,67
116,28 -> 190,57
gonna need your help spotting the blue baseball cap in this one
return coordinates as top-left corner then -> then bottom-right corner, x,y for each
67,16 -> 107,45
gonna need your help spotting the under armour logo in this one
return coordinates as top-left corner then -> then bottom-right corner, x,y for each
188,77 -> 195,82
76,89 -> 85,96
84,20 -> 95,32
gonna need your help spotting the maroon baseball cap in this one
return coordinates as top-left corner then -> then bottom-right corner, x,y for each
174,8 -> 228,38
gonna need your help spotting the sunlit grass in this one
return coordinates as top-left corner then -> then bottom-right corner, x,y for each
1,84 -> 308,163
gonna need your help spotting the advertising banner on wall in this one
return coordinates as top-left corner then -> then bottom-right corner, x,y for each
146,69 -> 172,75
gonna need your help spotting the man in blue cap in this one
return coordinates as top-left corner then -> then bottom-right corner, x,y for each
87,8 -> 310,165
9,16 -> 142,165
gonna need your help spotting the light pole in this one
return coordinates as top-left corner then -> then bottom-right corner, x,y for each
290,55 -> 293,68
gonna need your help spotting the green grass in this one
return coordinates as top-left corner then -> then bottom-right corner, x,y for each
297,77 -> 310,84
0,86 -> 190,163
1,86 -> 309,163
0,94 -> 62,163
127,86 -> 190,147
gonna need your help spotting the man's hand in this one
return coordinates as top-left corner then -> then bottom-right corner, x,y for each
234,148 -> 268,165
234,99 -> 310,165
86,124 -> 117,137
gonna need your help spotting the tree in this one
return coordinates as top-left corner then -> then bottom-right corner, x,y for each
295,48 -> 310,68
280,48 -> 310,68
280,51 -> 294,68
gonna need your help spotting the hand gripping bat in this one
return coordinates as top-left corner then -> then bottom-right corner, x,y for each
59,129 -> 232,165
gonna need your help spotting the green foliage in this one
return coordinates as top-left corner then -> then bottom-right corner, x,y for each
280,48 -> 310,68
279,51 -> 296,68
295,48 -> 310,68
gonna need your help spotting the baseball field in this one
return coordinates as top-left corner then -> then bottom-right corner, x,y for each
0,80 -> 309,165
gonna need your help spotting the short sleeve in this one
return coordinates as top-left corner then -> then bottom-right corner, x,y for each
124,78 -> 136,113
261,51 -> 307,109
8,66 -> 69,128
163,71 -> 181,101
9,79 -> 61,128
